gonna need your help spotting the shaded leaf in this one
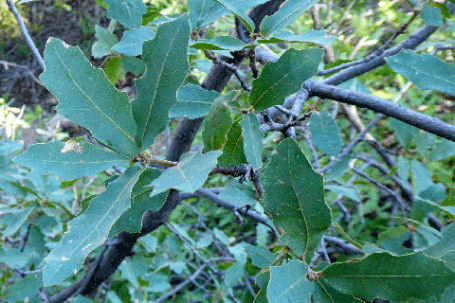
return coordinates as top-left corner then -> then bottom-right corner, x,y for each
150,150 -> 221,196
390,117 -> 420,149
121,56 -> 145,74
260,138 -> 332,255
386,49 -> 455,96
202,91 -> 237,151
190,36 -> 246,51
14,140 -> 130,180
249,48 -> 322,112
424,222 -> 455,258
267,260 -> 313,303
260,0 -> 319,37
309,111 -> 343,156
241,114 -> 263,169
2,272 -> 42,303
429,138 -> 455,161
104,57 -> 123,84
109,168 -> 169,236
91,25 -> 118,59
218,179 -> 257,207
218,117 -> 247,166
325,184 -> 360,202
40,38 -> 139,156
43,166 -> 142,286
259,29 -> 336,46
170,84 -> 220,119
0,208 -> 33,238
188,0 -> 229,31
321,252 -> 455,301
214,0 -> 270,32
112,26 -> 155,56
244,244 -> 275,268
133,15 -> 190,149
105,0 -> 147,29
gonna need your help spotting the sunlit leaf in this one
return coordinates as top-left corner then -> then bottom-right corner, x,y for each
14,140 -> 130,180
133,14 -> 190,149
40,38 -> 139,156
105,0 -> 147,29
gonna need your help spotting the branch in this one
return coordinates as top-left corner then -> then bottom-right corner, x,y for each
6,0 -> 45,70
304,80 -> 455,143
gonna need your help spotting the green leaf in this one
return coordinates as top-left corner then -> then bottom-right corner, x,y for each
218,116 -> 247,166
40,38 -> 139,157
260,138 -> 332,256
390,117 -> 420,149
188,0 -> 229,31
0,247 -> 30,269
244,244 -> 275,268
0,208 -> 33,238
424,222 -> 455,258
121,56 -> 145,75
260,0 -> 319,37
313,279 -> 362,303
2,272 -> 42,303
91,25 -> 118,59
14,140 -> 130,180
218,179 -> 258,207
267,260 -> 313,303
133,15 -> 190,149
249,48 -> 322,112
258,30 -> 336,46
150,150 -> 221,196
415,131 -> 436,156
321,252 -> 455,301
104,57 -> 123,84
309,111 -> 343,156
241,114 -> 263,169
421,3 -> 443,26
105,0 -> 147,29
169,84 -> 220,119
43,166 -> 142,286
202,91 -> 237,151
385,49 -> 455,96
325,184 -> 360,202
190,36 -> 246,51
109,168 -> 169,236
213,0 -> 270,32
429,138 -> 455,161
111,26 -> 155,56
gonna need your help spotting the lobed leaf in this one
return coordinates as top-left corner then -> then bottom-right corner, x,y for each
188,0 -> 229,31
202,91 -> 237,151
267,260 -> 313,303
170,84 -> 220,119
43,166 -> 142,286
308,111 -> 343,156
105,0 -> 147,29
321,252 -> 455,301
91,25 -> 118,59
386,49 -> 455,97
111,26 -> 155,56
213,0 -> 270,32
13,140 -> 130,180
150,150 -> 221,196
249,48 -> 322,112
133,14 -> 190,149
218,116 -> 248,166
241,114 -> 263,169
260,0 -> 319,37
260,138 -> 332,256
40,38 -> 139,157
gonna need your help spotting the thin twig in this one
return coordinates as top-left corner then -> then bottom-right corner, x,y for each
6,0 -> 45,70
